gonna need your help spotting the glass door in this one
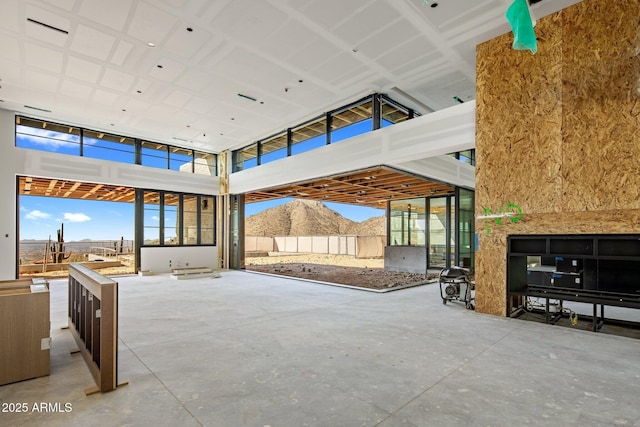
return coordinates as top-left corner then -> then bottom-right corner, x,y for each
429,197 -> 448,268
457,188 -> 474,269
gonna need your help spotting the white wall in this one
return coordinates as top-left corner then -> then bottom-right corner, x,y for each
230,101 -> 476,194
140,246 -> 219,273
0,108 -> 220,280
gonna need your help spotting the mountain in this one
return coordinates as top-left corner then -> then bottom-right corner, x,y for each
245,199 -> 385,236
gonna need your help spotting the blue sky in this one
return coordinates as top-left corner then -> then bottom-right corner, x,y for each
20,196 -> 134,241
20,195 -> 383,242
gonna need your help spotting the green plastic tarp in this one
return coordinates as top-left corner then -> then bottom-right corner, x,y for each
506,0 -> 537,54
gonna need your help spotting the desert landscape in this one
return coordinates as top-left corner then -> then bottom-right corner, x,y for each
244,200 -> 436,290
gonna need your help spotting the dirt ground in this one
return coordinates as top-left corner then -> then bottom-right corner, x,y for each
245,253 -> 438,290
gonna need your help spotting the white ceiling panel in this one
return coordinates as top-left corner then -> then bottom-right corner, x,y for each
77,0 -> 133,32
24,42 -> 64,73
0,0 -> 21,33
332,1 -> 399,47
111,40 -> 135,66
59,79 -> 93,98
25,70 -> 59,93
127,2 -> 178,44
376,38 -> 440,73
65,56 -> 103,83
148,57 -> 187,82
0,34 -> 21,64
261,19 -> 318,60
40,0 -> 76,12
356,19 -> 424,60
163,26 -> 212,60
0,0 -> 584,152
92,88 -> 121,106
287,37 -> 341,71
211,0 -> 287,44
162,90 -> 192,108
100,68 -> 136,92
0,60 -> 24,83
294,0 -> 366,31
69,24 -> 116,61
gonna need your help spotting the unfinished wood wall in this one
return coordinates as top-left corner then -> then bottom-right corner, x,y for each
475,0 -> 640,316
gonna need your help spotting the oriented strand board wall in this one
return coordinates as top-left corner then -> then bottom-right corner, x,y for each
475,0 -> 640,316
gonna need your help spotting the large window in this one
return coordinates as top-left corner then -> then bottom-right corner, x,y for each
200,196 -> 215,245
141,141 -> 168,169
330,100 -> 372,143
381,97 -> 412,128
194,152 -> 217,176
164,193 -> 179,245
389,198 -> 426,246
260,134 -> 288,165
15,116 -> 217,175
143,192 -> 161,245
231,93 -> 417,172
16,117 -> 81,156
291,117 -> 327,155
83,129 -> 135,164
449,149 -> 476,166
233,143 -> 258,171
142,190 -> 215,246
169,147 -> 194,172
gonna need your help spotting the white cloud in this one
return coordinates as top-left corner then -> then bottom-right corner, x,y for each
26,210 -> 51,220
16,126 -> 80,151
64,212 -> 91,223
151,215 -> 160,221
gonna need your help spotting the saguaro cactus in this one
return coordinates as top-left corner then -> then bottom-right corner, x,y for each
50,223 -> 72,263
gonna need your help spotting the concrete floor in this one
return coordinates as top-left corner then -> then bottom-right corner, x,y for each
1,271 -> 639,426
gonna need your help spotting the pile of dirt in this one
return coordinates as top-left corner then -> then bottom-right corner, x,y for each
246,253 -> 437,290
246,263 -> 436,290
245,199 -> 384,236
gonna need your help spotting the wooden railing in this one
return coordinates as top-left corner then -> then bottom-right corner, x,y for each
68,263 -> 123,394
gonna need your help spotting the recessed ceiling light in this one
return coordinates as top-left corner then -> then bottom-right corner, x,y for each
298,79 -> 303,83
431,2 -> 438,7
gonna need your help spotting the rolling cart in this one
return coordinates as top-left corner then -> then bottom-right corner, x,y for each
439,266 -> 475,310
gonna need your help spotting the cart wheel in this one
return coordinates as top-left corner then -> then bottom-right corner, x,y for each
466,302 -> 475,311
442,298 -> 447,305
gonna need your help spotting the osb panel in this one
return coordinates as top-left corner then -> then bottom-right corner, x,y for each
561,0 -> 640,211
475,233 -> 507,316
476,13 -> 564,215
475,0 -> 640,317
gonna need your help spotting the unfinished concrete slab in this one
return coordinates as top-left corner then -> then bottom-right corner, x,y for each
1,271 -> 638,426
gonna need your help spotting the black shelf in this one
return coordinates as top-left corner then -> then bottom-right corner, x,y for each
507,234 -> 640,330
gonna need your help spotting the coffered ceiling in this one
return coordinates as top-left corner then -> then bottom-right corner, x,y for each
0,0 -> 581,153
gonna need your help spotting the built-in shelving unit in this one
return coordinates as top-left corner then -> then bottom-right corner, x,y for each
507,234 -> 640,331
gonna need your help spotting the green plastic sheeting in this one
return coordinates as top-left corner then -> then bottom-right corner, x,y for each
505,0 -> 537,54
